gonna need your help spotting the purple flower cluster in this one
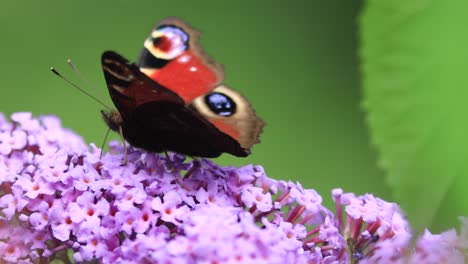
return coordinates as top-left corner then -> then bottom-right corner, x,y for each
0,112 -> 466,263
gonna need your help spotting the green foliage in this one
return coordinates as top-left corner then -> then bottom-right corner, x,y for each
360,0 -> 468,232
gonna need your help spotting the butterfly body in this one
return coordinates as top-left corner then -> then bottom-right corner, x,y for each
102,18 -> 264,158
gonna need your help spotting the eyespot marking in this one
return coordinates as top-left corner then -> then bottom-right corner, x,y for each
204,92 -> 236,117
145,25 -> 189,60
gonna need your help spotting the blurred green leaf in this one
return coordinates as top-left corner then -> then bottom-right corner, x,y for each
360,0 -> 468,232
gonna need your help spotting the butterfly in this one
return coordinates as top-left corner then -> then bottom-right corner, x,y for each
101,17 -> 264,162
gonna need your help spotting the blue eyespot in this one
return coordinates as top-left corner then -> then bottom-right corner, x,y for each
156,26 -> 189,43
204,92 -> 236,116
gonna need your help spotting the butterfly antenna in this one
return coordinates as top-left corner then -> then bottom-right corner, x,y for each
50,67 -> 112,110
67,59 -> 103,98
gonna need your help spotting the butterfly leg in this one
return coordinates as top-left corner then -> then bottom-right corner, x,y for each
163,151 -> 175,172
118,126 -> 128,165
189,156 -> 206,170
99,128 -> 111,159
183,158 -> 200,179
163,152 -> 192,191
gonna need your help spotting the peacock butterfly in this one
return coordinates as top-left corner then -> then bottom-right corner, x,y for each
101,17 -> 264,160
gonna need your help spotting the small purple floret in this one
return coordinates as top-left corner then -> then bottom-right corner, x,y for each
0,112 -> 466,263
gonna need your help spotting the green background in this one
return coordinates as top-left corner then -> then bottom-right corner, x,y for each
1,0 -> 464,233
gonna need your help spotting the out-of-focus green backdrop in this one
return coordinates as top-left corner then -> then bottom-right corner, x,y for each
1,0 -> 386,207
2,0 -> 422,228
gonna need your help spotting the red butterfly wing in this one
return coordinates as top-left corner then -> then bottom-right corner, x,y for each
136,18 -> 264,154
137,17 -> 224,103
101,51 -> 249,157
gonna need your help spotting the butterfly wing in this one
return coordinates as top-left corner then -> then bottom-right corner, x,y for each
137,17 -> 224,103
102,51 -> 184,121
190,85 -> 265,151
136,17 -> 264,154
102,50 -> 248,157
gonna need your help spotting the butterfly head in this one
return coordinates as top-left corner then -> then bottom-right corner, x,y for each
101,109 -> 123,132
